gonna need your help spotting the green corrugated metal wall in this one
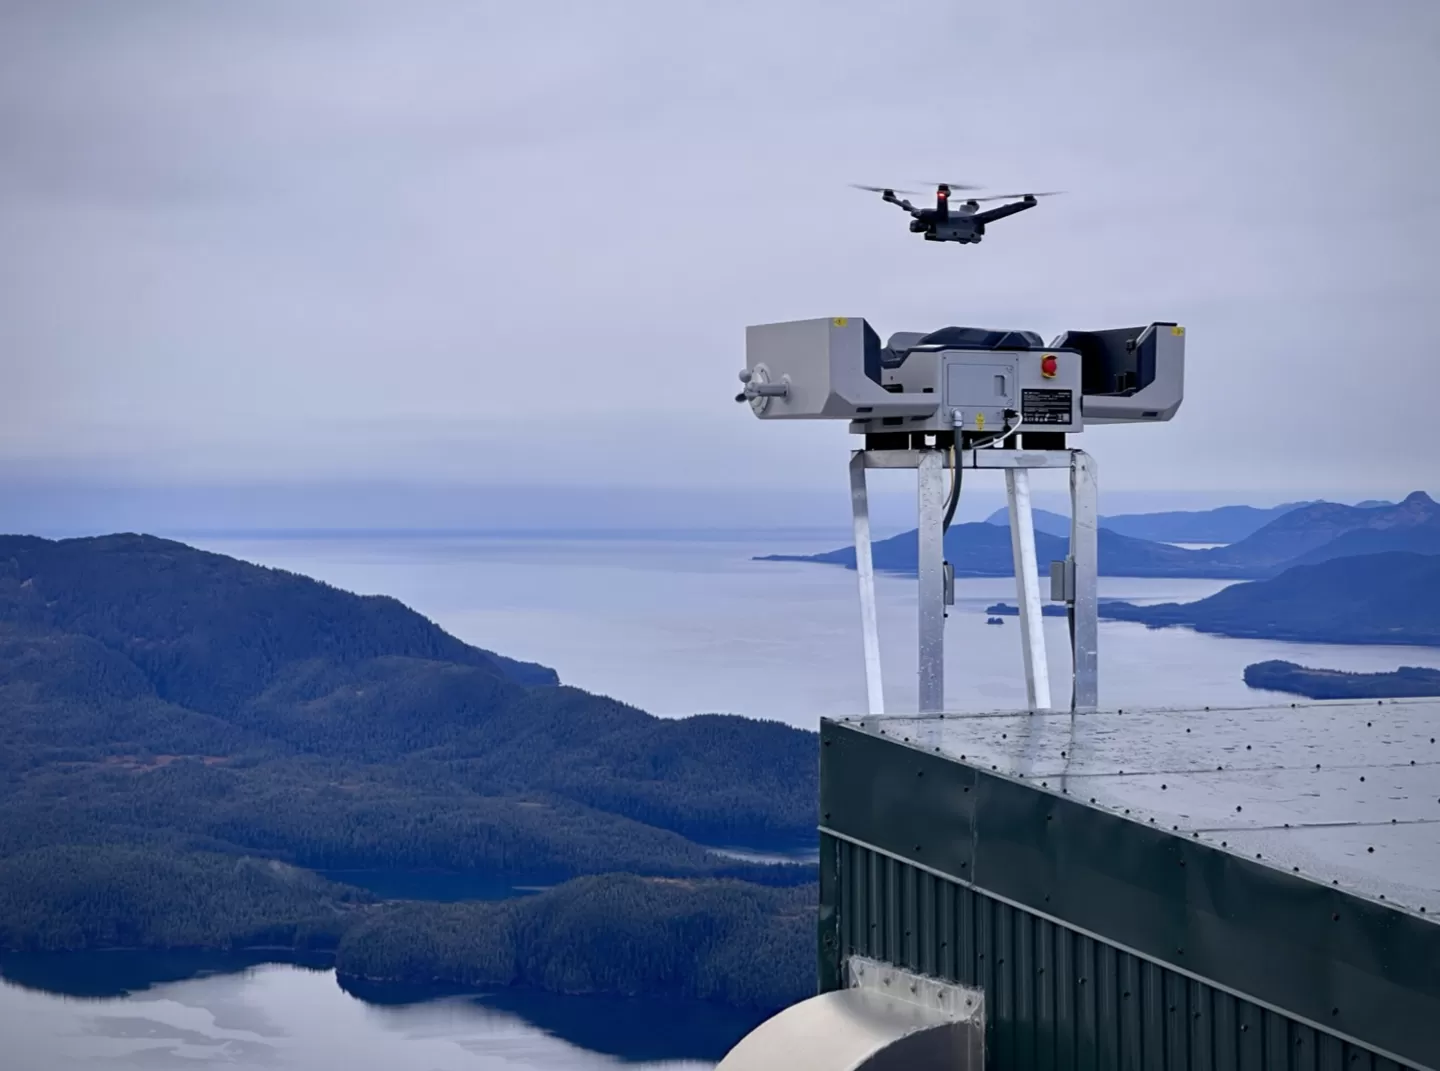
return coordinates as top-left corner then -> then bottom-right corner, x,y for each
823,836 -> 1417,1071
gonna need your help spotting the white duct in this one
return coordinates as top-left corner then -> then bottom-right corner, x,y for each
716,958 -> 984,1071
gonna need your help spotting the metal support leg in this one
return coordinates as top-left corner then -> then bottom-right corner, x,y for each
1069,451 -> 1099,710
1005,468 -> 1052,711
849,451 -> 884,716
917,449 -> 946,713
855,447 -> 1091,715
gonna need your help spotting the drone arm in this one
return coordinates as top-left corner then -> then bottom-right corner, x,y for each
973,198 -> 1037,225
881,190 -> 922,217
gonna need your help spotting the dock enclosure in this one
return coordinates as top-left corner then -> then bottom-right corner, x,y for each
818,701 -> 1440,1070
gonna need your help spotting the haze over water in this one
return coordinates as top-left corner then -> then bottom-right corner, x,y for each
0,956 -> 736,1071
186,531 -> 1440,723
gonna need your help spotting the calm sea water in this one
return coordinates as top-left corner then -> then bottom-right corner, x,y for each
0,953 -> 756,1071
14,529 -> 1440,1069
185,530 -> 1440,725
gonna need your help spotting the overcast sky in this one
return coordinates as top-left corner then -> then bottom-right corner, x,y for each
2,0 -> 1438,517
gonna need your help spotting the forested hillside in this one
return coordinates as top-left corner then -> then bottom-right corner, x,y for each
0,534 -> 819,864
0,532 -> 821,1011
0,532 -> 557,692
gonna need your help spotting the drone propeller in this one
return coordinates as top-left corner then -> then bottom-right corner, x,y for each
962,191 -> 1066,202
916,181 -> 985,192
849,184 -> 924,195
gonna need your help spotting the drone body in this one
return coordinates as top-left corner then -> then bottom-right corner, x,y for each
854,182 -> 1060,245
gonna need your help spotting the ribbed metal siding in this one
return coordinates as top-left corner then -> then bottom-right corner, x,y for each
825,836 -> 1417,1071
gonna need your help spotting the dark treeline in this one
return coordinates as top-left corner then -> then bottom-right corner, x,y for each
0,845 -> 369,952
0,847 -> 817,1014
335,874 -> 816,1014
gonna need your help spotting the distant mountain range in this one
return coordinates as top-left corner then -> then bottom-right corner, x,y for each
759,492 -> 1440,580
982,499 -> 1394,544
1100,552 -> 1440,646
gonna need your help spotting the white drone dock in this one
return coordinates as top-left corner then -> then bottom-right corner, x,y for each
736,315 -> 1185,713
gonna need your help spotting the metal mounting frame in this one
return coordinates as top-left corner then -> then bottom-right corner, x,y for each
848,447 -> 1098,714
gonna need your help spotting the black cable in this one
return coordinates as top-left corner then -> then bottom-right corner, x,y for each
1068,605 -> 1077,711
941,447 -> 962,533
945,409 -> 1016,535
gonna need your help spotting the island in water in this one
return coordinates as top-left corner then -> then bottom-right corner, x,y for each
984,602 -> 1068,618
0,532 -> 819,1014
1098,551 -> 1440,647
1244,661 -> 1440,700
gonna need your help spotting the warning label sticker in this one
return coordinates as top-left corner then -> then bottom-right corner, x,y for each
1022,388 -> 1074,425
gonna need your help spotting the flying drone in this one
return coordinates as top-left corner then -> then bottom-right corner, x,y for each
852,182 -> 1062,245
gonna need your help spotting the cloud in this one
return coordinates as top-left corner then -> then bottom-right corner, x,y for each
2,0 -> 1438,500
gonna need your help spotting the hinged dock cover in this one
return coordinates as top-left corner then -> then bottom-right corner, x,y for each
716,956 -> 984,1070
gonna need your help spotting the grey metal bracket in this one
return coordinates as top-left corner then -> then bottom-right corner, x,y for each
846,955 -> 986,1026
1050,558 -> 1076,602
